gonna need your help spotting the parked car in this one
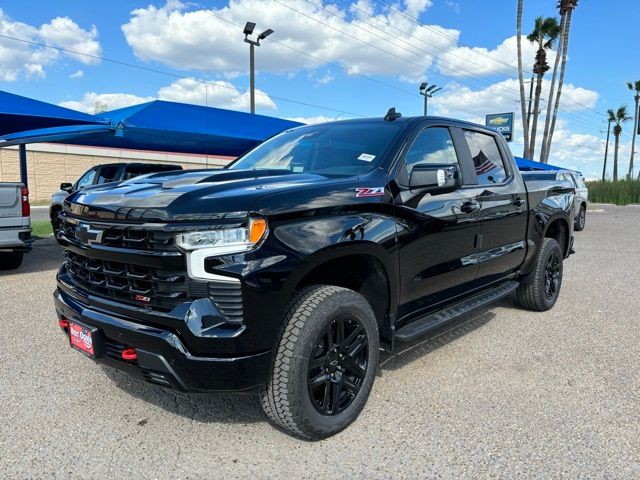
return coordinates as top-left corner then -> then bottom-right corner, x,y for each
521,170 -> 588,230
53,112 -> 575,440
0,182 -> 31,269
50,162 -> 183,233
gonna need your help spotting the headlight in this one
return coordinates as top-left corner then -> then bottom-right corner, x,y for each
176,217 -> 268,254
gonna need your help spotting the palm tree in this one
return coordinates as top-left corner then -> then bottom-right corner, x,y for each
516,0 -> 530,159
541,0 -> 579,164
626,81 -> 640,178
527,16 -> 561,160
608,106 -> 632,181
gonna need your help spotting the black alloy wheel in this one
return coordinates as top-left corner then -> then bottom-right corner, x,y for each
544,250 -> 561,300
307,315 -> 368,416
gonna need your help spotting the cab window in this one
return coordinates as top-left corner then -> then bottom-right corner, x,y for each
96,165 -> 119,184
463,130 -> 508,184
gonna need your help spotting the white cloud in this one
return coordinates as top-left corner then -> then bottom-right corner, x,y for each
0,9 -> 101,81
59,78 -> 278,114
438,35 -> 557,79
59,92 -> 154,114
314,71 -> 334,86
433,78 -> 598,121
121,0 -> 456,81
39,16 -> 102,64
69,69 -> 84,79
158,78 -> 276,110
286,115 -> 337,124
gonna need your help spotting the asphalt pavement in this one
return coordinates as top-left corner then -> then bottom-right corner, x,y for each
1,204 -> 639,479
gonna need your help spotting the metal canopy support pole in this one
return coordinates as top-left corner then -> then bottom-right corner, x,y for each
19,143 -> 28,188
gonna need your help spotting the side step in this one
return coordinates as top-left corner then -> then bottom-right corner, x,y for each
394,281 -> 519,343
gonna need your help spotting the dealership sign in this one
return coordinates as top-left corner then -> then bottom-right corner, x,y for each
486,112 -> 514,142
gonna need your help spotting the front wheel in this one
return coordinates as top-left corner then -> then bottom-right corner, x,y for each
261,285 -> 379,440
516,238 -> 563,311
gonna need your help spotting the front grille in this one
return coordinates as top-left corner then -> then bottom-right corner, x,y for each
208,281 -> 244,323
64,250 -> 188,311
61,220 -> 175,251
60,215 -> 244,320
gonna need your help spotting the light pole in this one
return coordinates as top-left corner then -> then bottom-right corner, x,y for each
243,22 -> 273,114
419,83 -> 441,116
602,118 -> 612,181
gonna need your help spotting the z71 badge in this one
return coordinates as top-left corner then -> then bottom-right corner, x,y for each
355,187 -> 385,198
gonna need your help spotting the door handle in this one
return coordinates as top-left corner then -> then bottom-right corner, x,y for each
513,198 -> 525,207
460,200 -> 480,213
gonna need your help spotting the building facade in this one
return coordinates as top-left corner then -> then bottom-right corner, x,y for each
0,143 -> 234,202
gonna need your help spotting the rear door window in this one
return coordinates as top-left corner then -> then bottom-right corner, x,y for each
463,130 -> 508,184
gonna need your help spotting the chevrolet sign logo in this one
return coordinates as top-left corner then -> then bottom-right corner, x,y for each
75,224 -> 103,246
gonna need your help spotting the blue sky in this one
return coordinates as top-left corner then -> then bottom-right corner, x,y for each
1,0 -> 639,178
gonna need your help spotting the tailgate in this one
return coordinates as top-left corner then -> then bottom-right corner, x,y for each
0,183 -> 23,228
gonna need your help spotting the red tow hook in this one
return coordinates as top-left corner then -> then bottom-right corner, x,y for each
121,348 -> 138,361
58,318 -> 69,329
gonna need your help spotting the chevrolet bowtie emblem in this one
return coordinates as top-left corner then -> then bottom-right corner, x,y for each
75,223 -> 103,246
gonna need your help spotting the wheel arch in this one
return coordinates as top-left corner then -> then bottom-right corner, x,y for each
288,243 -> 398,339
543,216 -> 570,256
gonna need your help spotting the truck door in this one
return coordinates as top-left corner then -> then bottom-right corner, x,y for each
392,125 -> 484,321
461,129 -> 528,284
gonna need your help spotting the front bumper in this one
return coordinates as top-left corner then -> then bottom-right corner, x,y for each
53,287 -> 272,392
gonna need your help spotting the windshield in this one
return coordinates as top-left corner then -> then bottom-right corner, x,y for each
228,123 -> 401,177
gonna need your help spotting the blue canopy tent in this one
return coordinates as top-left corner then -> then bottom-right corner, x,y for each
515,156 -> 563,171
0,91 -> 110,186
0,92 -> 302,187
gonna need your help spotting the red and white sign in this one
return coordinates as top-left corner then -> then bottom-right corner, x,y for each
68,322 -> 94,357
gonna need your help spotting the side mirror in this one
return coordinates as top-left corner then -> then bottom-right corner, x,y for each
60,182 -> 73,192
409,164 -> 461,192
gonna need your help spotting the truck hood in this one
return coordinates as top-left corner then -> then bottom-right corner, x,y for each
67,168 -> 355,222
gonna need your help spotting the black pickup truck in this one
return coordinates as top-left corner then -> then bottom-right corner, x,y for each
53,112 -> 575,440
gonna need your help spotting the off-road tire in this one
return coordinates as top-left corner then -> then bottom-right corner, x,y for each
516,238 -> 563,311
574,205 -> 586,231
260,285 -> 379,440
0,252 -> 24,270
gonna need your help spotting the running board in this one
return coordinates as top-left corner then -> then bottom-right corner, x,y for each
394,281 -> 519,343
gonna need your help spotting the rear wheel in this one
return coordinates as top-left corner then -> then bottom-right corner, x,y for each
574,205 -> 586,231
261,285 -> 379,440
516,238 -> 563,311
0,252 -> 24,270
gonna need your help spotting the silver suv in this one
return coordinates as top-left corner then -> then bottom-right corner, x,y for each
521,170 -> 588,231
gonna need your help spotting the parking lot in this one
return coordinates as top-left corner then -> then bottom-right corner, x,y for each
1,204 -> 639,479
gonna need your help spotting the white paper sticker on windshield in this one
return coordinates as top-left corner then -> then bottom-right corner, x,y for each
357,153 -> 376,162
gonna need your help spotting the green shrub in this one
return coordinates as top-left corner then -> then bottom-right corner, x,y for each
586,179 -> 640,206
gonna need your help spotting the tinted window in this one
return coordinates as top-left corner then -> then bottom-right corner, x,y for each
464,130 -> 508,184
563,174 -> 577,186
122,165 -> 173,180
96,165 -> 119,184
76,168 -> 97,189
229,123 -> 401,177
403,127 -> 458,177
